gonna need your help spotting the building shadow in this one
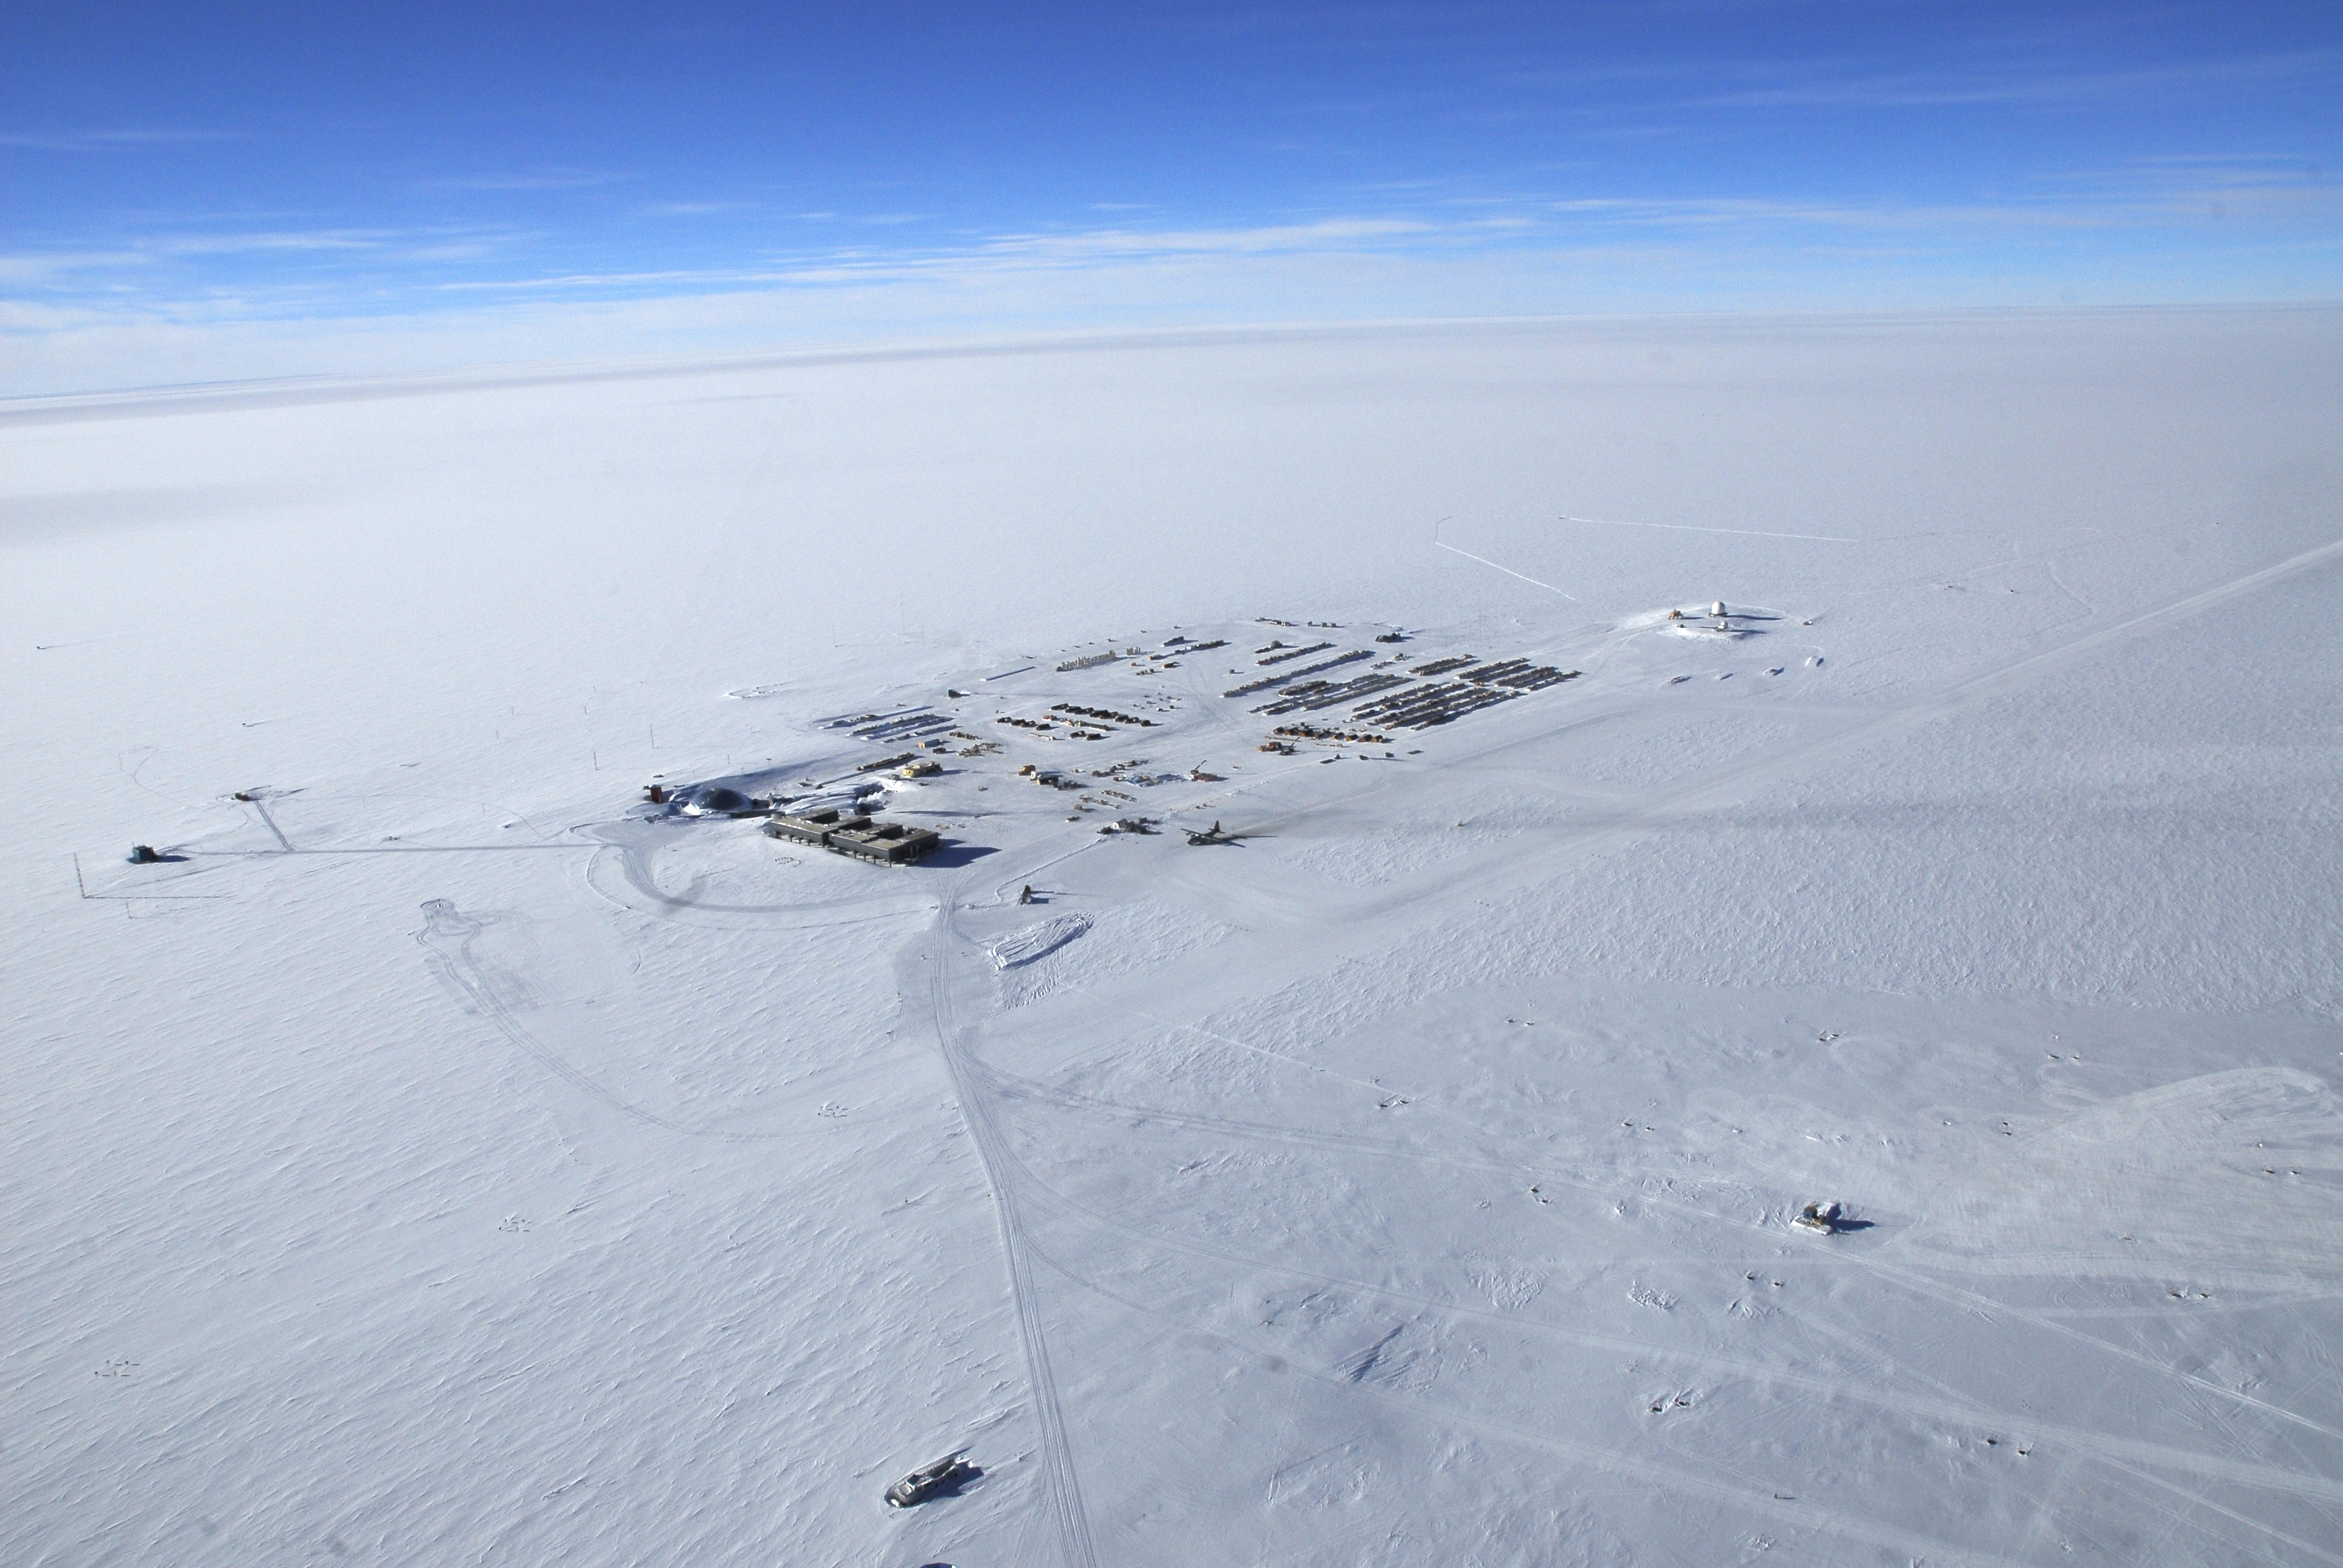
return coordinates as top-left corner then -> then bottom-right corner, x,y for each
919,842 -> 999,870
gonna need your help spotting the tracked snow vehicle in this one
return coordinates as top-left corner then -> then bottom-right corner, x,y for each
884,1452 -> 975,1508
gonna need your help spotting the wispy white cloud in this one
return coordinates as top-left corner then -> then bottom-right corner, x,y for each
427,169 -> 629,191
1542,163 -> 2343,234
425,217 -> 1451,295
0,128 -> 247,151
44,174 -> 2319,320
1687,46 -> 2343,113
0,224 -> 527,296
0,249 -> 152,285
7,239 -> 2336,400
2036,153 -> 2339,206
434,266 -> 778,293
156,230 -> 390,255
6,161 -> 2336,396
974,216 -> 1439,260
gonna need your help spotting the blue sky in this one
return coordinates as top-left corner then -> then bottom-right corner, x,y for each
3,2 -> 2339,387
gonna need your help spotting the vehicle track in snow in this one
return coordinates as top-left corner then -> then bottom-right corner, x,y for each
923,912 -> 1099,1568
582,821 -> 937,928
939,534 -> 2343,1174
415,898 -> 801,1142
1017,1233 -> 2045,1568
1008,1154 -> 2343,1563
971,1040 -> 2343,1455
976,1096 -> 2343,1522
909,534 -> 2343,1555
638,532 -> 2343,1560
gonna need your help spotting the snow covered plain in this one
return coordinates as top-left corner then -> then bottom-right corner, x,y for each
8,310 -> 2343,1567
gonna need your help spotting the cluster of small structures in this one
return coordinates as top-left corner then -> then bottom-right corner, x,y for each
996,714 -> 1089,737
1223,649 -> 1372,697
1221,639 -> 1581,733
1665,600 -> 1774,639
1121,634 -> 1228,672
1351,678 -> 1531,729
146,606 -> 1803,916
1256,668 -> 1409,714
632,616 -> 1608,877
1054,633 -> 1236,679
1271,723 -> 1389,745
1455,656 -> 1579,691
838,709 -> 953,743
635,774 -> 949,868
1254,639 -> 1335,665
1050,702 -> 1153,727
105,612 -> 1664,907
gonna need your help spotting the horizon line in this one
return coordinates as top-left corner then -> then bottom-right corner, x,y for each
6,298 -> 2341,417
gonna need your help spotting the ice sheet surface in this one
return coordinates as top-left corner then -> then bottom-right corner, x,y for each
8,313 -> 2343,1567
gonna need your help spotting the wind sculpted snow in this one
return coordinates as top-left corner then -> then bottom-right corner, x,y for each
7,312 -> 2343,1567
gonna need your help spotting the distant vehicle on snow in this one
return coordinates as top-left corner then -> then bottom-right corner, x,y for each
885,1452 -> 976,1508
